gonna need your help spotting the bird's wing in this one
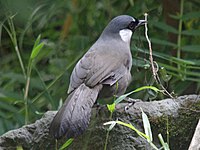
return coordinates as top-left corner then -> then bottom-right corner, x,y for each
67,50 -> 95,93
68,47 -> 130,94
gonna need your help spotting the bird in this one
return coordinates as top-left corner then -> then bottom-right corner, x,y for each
49,15 -> 146,139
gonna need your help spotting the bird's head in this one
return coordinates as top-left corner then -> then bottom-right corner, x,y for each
101,15 -> 146,43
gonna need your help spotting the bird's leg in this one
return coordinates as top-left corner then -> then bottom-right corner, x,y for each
115,95 -> 142,111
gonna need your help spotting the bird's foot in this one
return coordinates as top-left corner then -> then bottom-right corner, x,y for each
123,97 -> 142,111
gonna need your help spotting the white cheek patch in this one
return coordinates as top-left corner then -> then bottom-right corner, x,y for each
119,29 -> 132,42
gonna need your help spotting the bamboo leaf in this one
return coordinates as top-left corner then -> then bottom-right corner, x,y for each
114,91 -> 133,104
33,34 -> 41,49
182,11 -> 200,20
158,134 -> 170,150
30,42 -> 44,59
141,108 -> 153,142
114,86 -> 161,104
153,22 -> 178,34
182,30 -> 200,36
182,45 -> 200,53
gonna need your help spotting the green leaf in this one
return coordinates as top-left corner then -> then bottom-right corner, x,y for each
114,86 -> 161,104
153,22 -> 178,34
107,103 -> 115,113
132,36 -> 177,47
30,42 -> 44,59
114,91 -> 133,104
30,34 -> 44,59
182,30 -> 200,36
141,108 -> 153,142
59,138 -> 74,150
182,11 -> 200,20
182,45 -> 200,53
158,134 -> 170,150
132,86 -> 160,93
16,145 -> 23,150
33,34 -> 41,50
104,120 -> 117,131
170,57 -> 196,65
132,56 -> 150,68
0,101 -> 18,112
150,38 -> 177,47
160,67 -> 172,82
104,120 -> 159,150
169,14 -> 181,20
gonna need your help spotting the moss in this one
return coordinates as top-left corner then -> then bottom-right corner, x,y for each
151,101 -> 200,150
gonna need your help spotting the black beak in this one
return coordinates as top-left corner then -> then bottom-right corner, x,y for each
136,20 -> 147,28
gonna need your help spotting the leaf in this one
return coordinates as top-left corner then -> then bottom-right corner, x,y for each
132,56 -> 150,68
132,36 -> 177,47
114,91 -> 133,104
160,67 -> 172,82
107,103 -> 115,113
30,34 -> 44,59
30,43 -> 44,59
159,62 -> 200,77
103,120 -> 117,131
182,11 -> 200,20
104,120 -> 159,150
0,101 -> 18,112
182,45 -> 200,53
158,134 -> 170,150
132,86 -> 161,93
153,22 -> 178,34
59,138 -> 74,150
150,38 -> 177,47
141,108 -> 153,142
33,34 -> 41,50
182,30 -> 200,36
16,146 -> 23,150
170,11 -> 200,21
114,86 -> 161,104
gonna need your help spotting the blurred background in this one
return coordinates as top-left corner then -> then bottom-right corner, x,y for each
0,0 -> 199,135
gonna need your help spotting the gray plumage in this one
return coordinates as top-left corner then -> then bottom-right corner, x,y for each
50,15 -> 146,139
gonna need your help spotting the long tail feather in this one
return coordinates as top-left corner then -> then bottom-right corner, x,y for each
49,83 -> 100,139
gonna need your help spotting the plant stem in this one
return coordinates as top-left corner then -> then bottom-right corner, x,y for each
8,16 -> 26,79
177,0 -> 184,71
15,45 -> 26,79
166,116 -> 170,147
24,61 -> 32,124
24,76 -> 30,124
104,112 -> 113,150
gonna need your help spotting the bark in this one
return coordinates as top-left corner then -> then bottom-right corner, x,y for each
0,94 -> 199,150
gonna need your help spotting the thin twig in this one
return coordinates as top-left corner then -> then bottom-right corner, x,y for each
144,13 -> 174,99
144,13 -> 157,81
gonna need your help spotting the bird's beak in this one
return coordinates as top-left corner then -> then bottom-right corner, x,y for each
136,20 -> 147,28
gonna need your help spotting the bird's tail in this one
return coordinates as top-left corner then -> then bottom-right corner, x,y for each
49,83 -> 101,139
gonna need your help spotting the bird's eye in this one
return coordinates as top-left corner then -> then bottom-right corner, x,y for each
128,21 -> 135,30
127,20 -> 139,30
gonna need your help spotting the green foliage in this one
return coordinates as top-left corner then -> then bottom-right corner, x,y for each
114,86 -> 161,104
141,108 -> 153,142
107,102 -> 116,113
0,0 -> 199,137
59,138 -> 74,150
104,110 -> 170,150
